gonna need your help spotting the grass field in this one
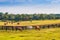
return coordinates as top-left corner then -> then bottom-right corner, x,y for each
0,28 -> 60,40
0,19 -> 60,40
0,19 -> 60,26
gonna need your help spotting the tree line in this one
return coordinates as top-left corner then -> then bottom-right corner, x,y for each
0,12 -> 60,22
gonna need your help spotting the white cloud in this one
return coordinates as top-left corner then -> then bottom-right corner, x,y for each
0,5 -> 60,14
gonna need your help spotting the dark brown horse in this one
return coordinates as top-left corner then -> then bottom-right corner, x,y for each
15,26 -> 22,31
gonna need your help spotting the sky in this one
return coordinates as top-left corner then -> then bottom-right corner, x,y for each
0,0 -> 60,14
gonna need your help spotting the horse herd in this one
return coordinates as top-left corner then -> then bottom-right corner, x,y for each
0,22 -> 60,31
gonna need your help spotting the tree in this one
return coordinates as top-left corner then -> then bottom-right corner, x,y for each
14,14 -> 21,21
0,12 -> 60,21
0,12 -> 3,19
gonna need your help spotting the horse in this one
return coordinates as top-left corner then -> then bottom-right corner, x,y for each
35,26 -> 40,30
15,26 -> 22,31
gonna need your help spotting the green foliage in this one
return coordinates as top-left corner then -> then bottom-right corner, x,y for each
0,12 -> 60,21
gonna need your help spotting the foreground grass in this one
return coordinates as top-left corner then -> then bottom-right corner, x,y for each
0,28 -> 60,40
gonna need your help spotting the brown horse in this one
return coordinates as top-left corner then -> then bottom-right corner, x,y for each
35,26 -> 40,30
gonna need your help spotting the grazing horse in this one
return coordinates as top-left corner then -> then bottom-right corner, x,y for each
35,26 -> 40,30
15,26 -> 22,31
27,26 -> 33,30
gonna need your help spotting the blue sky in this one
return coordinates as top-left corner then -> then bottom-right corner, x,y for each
0,0 -> 60,14
0,0 -> 51,5
0,0 -> 58,6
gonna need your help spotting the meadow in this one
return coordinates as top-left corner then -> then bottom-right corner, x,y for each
0,28 -> 60,40
0,19 -> 60,26
0,19 -> 60,40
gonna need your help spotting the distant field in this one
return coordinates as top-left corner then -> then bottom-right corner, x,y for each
0,28 -> 60,40
0,19 -> 60,26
